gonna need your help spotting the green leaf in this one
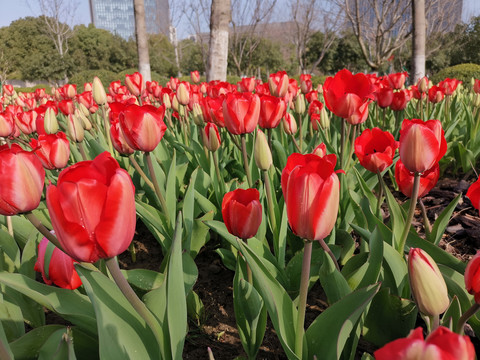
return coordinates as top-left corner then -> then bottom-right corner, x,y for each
428,193 -> 461,245
275,204 -> 288,269
362,288 -> 417,347
182,168 -> 198,254
136,200 -> 171,253
233,259 -> 266,359
38,327 -> 76,360
10,325 -> 65,360
165,150 -> 177,227
0,273 -> 94,334
0,292 -> 24,342
189,211 -> 214,259
383,185 -> 405,248
186,291 -> 204,324
0,228 -> 20,271
166,213 -> 187,360
319,251 -> 352,305
442,296 -> 462,330
336,229 -> 355,266
121,269 -> 165,291
0,315 -> 13,359
215,248 -> 237,271
76,266 -> 160,359
305,284 -> 380,360
237,240 -> 299,360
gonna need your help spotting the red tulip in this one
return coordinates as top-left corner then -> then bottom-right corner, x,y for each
346,100 -> 371,125
203,122 -> 221,152
387,72 -> 408,90
268,71 -> 289,97
58,99 -> 75,116
390,89 -> 410,111
0,144 -> 45,216
395,160 -> 439,198
312,143 -> 327,157
190,70 -> 200,84
323,69 -> 374,119
399,119 -> 447,173
119,104 -> 167,152
222,92 -> 260,135
204,96 -> 226,128
281,153 -> 340,241
438,78 -> 462,96
283,112 -> 297,135
411,85 -> 427,100
34,236 -> 82,290
176,81 -> 191,106
3,84 -> 14,97
466,177 -> 480,212
374,326 -> 475,360
0,111 -> 15,137
428,85 -> 445,103
30,132 -> 70,170
125,72 -> 143,96
474,79 -> 480,94
110,120 -> 134,155
237,77 -> 256,93
354,128 -> 398,173
259,95 -> 286,129
15,109 -> 37,135
376,86 -> 394,108
222,188 -> 262,239
465,251 -> 480,303
300,74 -> 313,94
46,152 -> 136,263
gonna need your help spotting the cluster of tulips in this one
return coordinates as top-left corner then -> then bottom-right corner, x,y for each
0,66 -> 480,359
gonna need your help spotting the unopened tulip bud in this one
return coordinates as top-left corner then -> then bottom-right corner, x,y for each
192,102 -> 204,125
171,95 -> 179,112
408,248 -> 449,316
75,109 -> 92,131
295,93 -> 306,114
465,251 -> 480,304
176,82 -> 190,106
312,143 -> 327,157
44,107 -> 59,134
418,77 -> 428,93
203,123 -> 221,152
283,112 -> 297,135
78,102 -> 90,117
269,71 -> 289,97
84,82 -> 93,92
162,93 -> 171,109
320,105 -> 330,130
190,71 -> 200,84
68,114 -> 85,142
474,94 -> 480,107
92,76 -> 107,105
254,129 -> 272,170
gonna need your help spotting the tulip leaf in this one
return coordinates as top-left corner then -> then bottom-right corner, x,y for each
215,248 -> 237,271
0,292 -> 25,342
319,250 -> 352,305
442,296 -> 462,330
352,167 -> 378,207
9,325 -> 65,360
0,228 -> 20,271
383,184 -> 405,249
121,269 -> 165,291
275,203 -> 288,269
0,319 -> 13,359
272,139 -> 287,170
76,266 -> 160,359
0,215 -> 37,249
189,211 -> 215,258
336,229 -> 355,265
406,233 -> 465,273
194,190 -> 217,214
165,150 -> 177,228
182,168 -> 198,255
305,283 -> 380,360
362,288 -> 417,347
382,242 -> 409,296
38,327 -> 76,360
0,273 -> 95,333
19,236 -> 38,279
428,193 -> 461,245
286,248 -> 324,297
233,258 -> 267,359
136,200 -> 171,253
167,213 -> 187,360
186,290 -> 204,324
237,240 -> 299,360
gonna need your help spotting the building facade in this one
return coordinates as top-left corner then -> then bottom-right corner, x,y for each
89,0 -> 170,40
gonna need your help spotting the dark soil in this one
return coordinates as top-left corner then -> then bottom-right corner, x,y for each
106,176 -> 480,358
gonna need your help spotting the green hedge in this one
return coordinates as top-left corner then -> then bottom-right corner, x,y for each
431,63 -> 480,86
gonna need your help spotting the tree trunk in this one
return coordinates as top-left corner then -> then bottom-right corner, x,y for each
207,0 -> 231,82
134,0 -> 152,82
412,0 -> 426,83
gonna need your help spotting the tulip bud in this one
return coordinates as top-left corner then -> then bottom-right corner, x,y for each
254,129 -> 272,170
418,77 -> 428,93
283,112 -> 297,135
162,93 -> 172,109
176,82 -> 190,106
320,105 -> 330,130
474,94 -> 480,108
75,109 -> 92,131
171,95 -> 179,112
68,114 -> 85,142
190,71 -> 200,84
192,102 -> 204,126
203,123 -> 221,152
408,248 -> 449,316
294,93 -> 306,114
474,79 -> 480,94
268,71 -> 289,97
312,143 -> 327,158
43,107 -> 59,134
92,76 -> 107,105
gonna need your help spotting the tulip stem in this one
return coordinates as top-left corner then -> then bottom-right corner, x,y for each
263,169 -> 277,242
298,113 -> 304,152
376,171 -> 385,218
344,125 -> 357,171
105,257 -> 163,348
6,216 -> 13,238
431,314 -> 440,332
145,152 -> 170,223
398,172 -> 421,255
77,141 -> 88,161
0,337 -> 12,360
295,240 -> 313,358
290,134 -> 302,152
213,151 -> 225,195
457,303 -> 480,335
419,199 -> 431,239
241,134 -> 253,187
339,119 -> 345,169
24,211 -> 62,250
128,155 -> 155,191
319,237 -> 340,271
100,104 -> 114,156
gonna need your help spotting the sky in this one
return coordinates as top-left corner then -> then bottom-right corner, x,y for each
1,0 -> 480,32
